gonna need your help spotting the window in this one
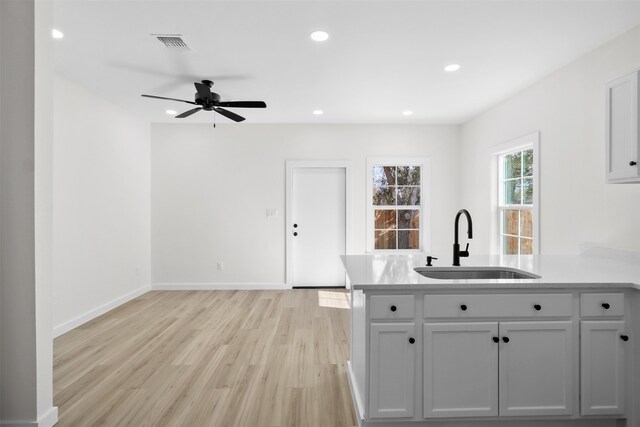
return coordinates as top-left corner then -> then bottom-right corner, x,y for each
492,133 -> 539,255
367,158 -> 430,252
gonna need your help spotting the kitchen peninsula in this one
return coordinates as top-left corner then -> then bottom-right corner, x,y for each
343,252 -> 640,427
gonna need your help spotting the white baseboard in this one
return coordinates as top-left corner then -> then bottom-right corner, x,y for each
53,285 -> 151,338
152,283 -> 291,291
0,406 -> 58,427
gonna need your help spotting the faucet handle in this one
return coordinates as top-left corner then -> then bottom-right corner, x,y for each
426,256 -> 438,266
459,243 -> 470,258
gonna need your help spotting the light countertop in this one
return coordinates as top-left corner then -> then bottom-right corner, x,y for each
341,253 -> 640,291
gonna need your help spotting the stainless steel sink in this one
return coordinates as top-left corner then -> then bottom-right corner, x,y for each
414,266 -> 541,280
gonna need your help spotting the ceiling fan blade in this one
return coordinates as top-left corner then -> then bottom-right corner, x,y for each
216,101 -> 267,108
141,94 -> 197,105
194,82 -> 212,99
175,107 -> 203,118
213,107 -> 245,122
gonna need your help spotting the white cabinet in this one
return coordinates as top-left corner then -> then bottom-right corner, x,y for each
605,70 -> 640,183
499,321 -> 574,416
369,322 -> 416,418
581,321 -> 627,415
423,321 -> 573,419
423,322 -> 499,418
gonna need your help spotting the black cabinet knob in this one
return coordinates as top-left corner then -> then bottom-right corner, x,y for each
460,304 -> 468,311
502,337 -> 510,343
409,337 -> 415,344
492,337 -> 499,343
602,303 -> 610,309
630,161 -> 637,166
293,232 -> 298,236
293,223 -> 298,228
390,305 -> 397,312
621,335 -> 629,342
533,304 -> 542,311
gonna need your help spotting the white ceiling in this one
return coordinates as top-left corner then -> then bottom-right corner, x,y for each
53,1 -> 640,125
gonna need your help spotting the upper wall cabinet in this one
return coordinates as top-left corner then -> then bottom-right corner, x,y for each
606,71 -> 639,183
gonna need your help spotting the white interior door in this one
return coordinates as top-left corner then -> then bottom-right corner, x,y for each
291,167 -> 346,287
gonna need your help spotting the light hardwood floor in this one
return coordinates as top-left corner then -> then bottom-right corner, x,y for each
54,290 -> 357,427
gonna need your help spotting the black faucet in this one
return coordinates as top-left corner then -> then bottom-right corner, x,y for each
453,209 -> 473,266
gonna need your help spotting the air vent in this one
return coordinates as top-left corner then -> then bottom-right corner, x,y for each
153,34 -> 190,50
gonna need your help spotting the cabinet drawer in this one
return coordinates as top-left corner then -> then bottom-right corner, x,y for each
424,294 -> 572,318
581,293 -> 624,317
370,295 -> 415,319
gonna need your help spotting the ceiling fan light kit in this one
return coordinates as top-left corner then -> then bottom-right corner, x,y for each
141,80 -> 266,123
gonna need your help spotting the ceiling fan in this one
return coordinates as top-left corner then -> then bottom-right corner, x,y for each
141,80 -> 266,122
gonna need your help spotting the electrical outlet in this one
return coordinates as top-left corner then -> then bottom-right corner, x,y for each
217,262 -> 224,271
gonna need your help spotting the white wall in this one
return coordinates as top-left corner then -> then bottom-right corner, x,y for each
1,1 -> 57,424
151,124 -> 459,285
460,25 -> 640,255
52,76 -> 151,334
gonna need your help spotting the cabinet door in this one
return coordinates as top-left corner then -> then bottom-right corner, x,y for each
423,322 -> 498,418
369,322 -> 416,418
581,321 -> 626,416
606,71 -> 639,182
499,321 -> 574,416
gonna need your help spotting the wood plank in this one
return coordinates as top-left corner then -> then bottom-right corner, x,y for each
53,290 -> 357,427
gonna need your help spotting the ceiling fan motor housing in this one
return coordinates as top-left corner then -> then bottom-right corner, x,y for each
195,92 -> 221,110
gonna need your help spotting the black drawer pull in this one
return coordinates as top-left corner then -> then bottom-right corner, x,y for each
492,336 -> 499,343
390,305 -> 397,312
533,304 -> 542,311
409,337 -> 415,344
621,335 -> 629,342
502,336 -> 510,343
602,303 -> 610,309
460,304 -> 468,311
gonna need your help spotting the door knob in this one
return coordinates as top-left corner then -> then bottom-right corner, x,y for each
630,161 -> 637,166
409,337 -> 415,344
460,304 -> 468,311
621,335 -> 629,342
533,304 -> 542,311
390,305 -> 397,312
602,302 -> 610,309
492,337 -> 499,343
502,337 -> 510,343
293,223 -> 298,228
293,232 -> 298,236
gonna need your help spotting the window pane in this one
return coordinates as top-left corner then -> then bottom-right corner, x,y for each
374,210 -> 396,229
397,187 -> 420,205
521,238 -> 533,254
397,209 -> 419,229
375,230 -> 396,249
523,149 -> 533,177
373,186 -> 396,205
503,236 -> 519,255
503,152 -> 522,179
373,166 -> 396,187
504,179 -> 522,205
522,178 -> 533,204
503,210 -> 519,235
398,230 -> 419,249
397,166 -> 420,185
520,210 -> 532,237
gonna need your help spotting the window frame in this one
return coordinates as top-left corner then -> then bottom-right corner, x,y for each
490,133 -> 540,255
366,157 -> 431,253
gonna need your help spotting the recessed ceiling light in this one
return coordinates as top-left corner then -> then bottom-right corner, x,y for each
313,110 -> 324,116
444,63 -> 461,72
310,30 -> 329,42
51,29 -> 64,39
402,111 -> 413,116
166,109 -> 177,115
